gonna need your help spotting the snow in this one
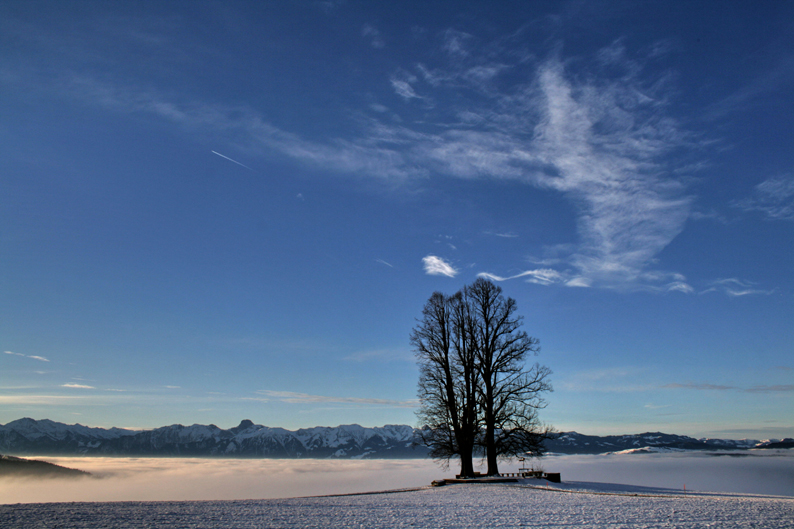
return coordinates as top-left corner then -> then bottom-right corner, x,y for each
3,419 -> 778,457
606,446 -> 687,455
1,418 -> 136,441
2,451 -> 793,527
1,481 -> 792,528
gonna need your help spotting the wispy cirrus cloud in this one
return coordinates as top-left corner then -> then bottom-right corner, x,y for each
745,384 -> 794,393
665,281 -> 695,294
422,255 -> 458,277
559,368 -> 790,395
361,24 -> 385,49
441,29 -> 473,58
701,278 -> 775,297
481,268 -> 693,293
62,383 -> 96,389
483,231 -> 519,238
404,38 -> 696,290
703,55 -> 794,121
4,350 -> 50,362
560,367 -> 655,392
663,382 -> 736,391
478,268 -> 564,286
256,390 -> 417,408
664,382 -> 794,393
343,348 -> 412,362
504,58 -> 692,290
390,70 -> 423,101
731,175 -> 794,221
5,27 -> 702,292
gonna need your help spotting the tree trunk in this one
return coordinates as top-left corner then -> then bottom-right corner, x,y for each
484,412 -> 499,476
459,444 -> 475,478
481,379 -> 498,475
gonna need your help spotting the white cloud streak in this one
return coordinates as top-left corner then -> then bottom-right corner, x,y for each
745,385 -> 794,393
422,255 -> 458,277
643,403 -> 672,410
560,367 -> 654,393
0,395 -> 98,405
256,390 -> 417,408
390,71 -> 422,100
478,268 -> 563,285
211,150 -> 253,171
663,382 -> 736,391
665,281 -> 694,294
701,278 -> 775,297
4,351 -> 50,362
343,348 -> 413,363
664,382 -> 794,393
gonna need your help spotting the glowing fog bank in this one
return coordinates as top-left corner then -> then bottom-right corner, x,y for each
1,450 -> 792,504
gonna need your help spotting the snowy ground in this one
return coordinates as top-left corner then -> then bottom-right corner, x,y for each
1,480 -> 792,528
1,452 -> 793,527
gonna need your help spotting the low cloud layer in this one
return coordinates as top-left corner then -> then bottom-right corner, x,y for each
0,458 -> 439,504
2,452 -> 792,504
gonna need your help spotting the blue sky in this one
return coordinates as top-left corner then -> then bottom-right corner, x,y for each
1,0 -> 792,439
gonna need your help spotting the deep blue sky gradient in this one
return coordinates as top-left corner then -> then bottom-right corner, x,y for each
1,0 -> 792,438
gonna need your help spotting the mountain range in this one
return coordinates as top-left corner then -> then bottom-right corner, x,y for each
1,418 -> 790,458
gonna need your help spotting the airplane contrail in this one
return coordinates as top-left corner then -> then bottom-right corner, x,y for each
211,150 -> 253,171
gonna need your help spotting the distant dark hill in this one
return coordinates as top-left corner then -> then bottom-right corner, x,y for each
543,431 -> 760,454
0,454 -> 90,478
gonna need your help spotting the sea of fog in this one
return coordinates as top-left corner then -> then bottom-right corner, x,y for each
1,450 -> 792,504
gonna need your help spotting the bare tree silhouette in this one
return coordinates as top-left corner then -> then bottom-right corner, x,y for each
413,279 -> 553,477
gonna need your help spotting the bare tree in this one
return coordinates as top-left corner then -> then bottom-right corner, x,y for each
412,291 -> 480,478
412,280 -> 553,478
466,278 -> 553,476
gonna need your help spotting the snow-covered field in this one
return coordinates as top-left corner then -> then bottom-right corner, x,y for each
2,481 -> 793,528
1,451 -> 792,527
